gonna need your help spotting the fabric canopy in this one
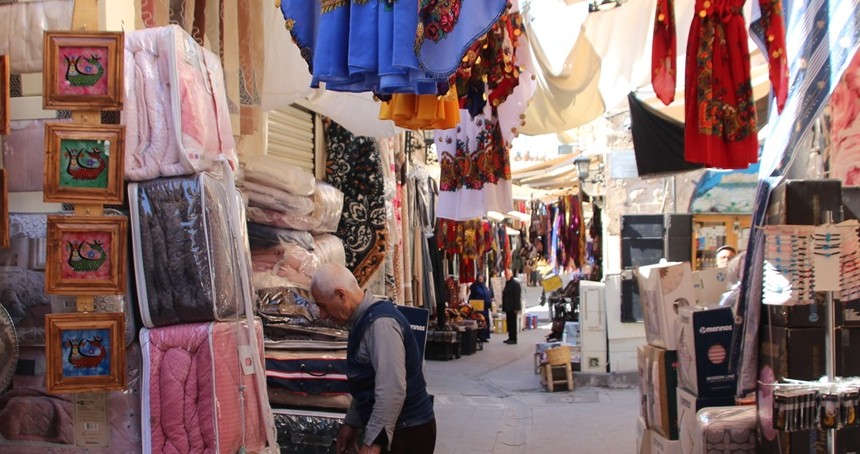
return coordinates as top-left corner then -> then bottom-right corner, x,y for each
628,92 -> 703,177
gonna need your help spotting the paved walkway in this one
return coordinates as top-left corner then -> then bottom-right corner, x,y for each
426,285 -> 639,453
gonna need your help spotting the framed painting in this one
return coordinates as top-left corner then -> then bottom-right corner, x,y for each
42,31 -> 123,110
45,312 -> 125,392
0,54 -> 8,135
43,123 -> 125,204
45,215 -> 127,295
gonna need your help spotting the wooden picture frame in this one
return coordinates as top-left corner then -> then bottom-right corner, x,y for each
0,54 -> 8,135
0,169 -> 7,249
44,123 -> 125,204
45,312 -> 126,392
46,215 -> 127,295
43,31 -> 123,110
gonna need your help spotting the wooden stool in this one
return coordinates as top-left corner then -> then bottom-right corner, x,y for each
542,362 -> 573,392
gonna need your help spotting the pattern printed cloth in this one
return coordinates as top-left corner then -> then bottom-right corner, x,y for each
435,109 -> 513,220
325,121 -> 388,287
651,0 -> 788,169
279,0 -> 505,95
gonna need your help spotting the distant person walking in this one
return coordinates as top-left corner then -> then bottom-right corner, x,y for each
502,269 -> 523,345
469,274 -> 493,342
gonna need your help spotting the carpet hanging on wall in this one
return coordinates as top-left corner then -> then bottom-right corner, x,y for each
325,120 -> 389,287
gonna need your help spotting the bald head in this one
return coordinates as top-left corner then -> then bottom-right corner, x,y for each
311,263 -> 364,322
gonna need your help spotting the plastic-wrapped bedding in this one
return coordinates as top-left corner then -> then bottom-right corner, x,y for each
248,223 -> 315,250
140,320 -> 271,454
272,408 -> 345,454
312,234 -> 346,267
243,180 -> 315,215
246,181 -> 344,233
242,155 -> 316,197
0,0 -> 73,74
0,344 -> 143,453
265,349 -> 351,411
0,212 -> 136,347
129,171 -> 245,328
122,25 -> 237,182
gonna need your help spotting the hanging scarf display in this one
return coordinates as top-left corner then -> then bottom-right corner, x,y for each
324,120 -> 388,287
651,0 -> 788,169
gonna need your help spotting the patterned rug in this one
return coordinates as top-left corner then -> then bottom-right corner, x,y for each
325,120 -> 388,287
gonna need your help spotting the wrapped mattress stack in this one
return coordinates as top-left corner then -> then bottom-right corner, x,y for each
241,155 -> 346,290
122,25 -> 276,453
0,212 -> 141,452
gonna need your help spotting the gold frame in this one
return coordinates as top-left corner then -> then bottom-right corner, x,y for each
42,31 -> 124,110
0,54 -> 9,135
45,215 -> 127,295
44,123 -> 125,204
45,312 -> 126,393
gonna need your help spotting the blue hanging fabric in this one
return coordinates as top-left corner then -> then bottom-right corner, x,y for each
416,0 -> 508,78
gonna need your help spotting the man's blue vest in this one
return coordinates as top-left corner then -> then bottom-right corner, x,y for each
347,300 -> 434,428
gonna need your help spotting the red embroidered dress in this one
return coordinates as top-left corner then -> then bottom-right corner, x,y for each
652,0 -> 788,169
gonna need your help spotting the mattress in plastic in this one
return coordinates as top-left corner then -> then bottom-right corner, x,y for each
140,319 -> 270,454
122,24 -> 237,181
129,171 -> 246,328
272,408 -> 345,454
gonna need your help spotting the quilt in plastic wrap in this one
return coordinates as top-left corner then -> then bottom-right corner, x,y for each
0,0 -> 72,73
129,171 -> 246,328
0,343 -> 143,453
0,212 -> 136,347
140,319 -> 272,454
122,24 -> 237,182
246,181 -> 344,234
272,408 -> 345,454
265,348 -> 350,411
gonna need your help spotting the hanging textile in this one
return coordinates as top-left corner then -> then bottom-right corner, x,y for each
588,202 -> 603,281
278,0 -> 504,95
379,87 -> 461,130
829,51 -> 860,185
628,92 -> 704,176
379,137 -> 400,302
434,111 -> 514,220
651,0 -> 677,105
139,0 -> 265,135
651,0 -> 787,169
325,120 -> 388,287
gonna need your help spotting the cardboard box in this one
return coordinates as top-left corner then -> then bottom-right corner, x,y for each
675,388 -> 736,453
837,327 -> 860,377
677,306 -> 737,397
649,429 -> 681,454
638,344 -> 649,420
636,416 -> 652,454
766,178 -> 842,226
636,262 -> 696,350
642,345 -> 679,440
691,267 -> 730,306
764,293 -> 829,328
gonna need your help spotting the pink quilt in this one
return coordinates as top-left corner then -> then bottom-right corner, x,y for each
123,25 -> 237,182
141,320 -> 270,454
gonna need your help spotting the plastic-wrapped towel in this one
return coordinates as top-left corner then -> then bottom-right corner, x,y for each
266,349 -> 351,411
129,171 -> 246,328
242,155 -> 316,197
313,234 -> 346,268
122,25 -> 237,181
248,223 -> 315,250
694,406 -> 756,453
242,180 -> 315,215
246,181 -> 343,234
272,408 -> 345,453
